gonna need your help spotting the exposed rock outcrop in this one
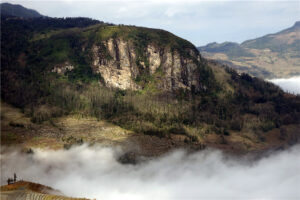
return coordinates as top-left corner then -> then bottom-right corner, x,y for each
52,62 -> 74,74
91,38 -> 206,92
92,39 -> 140,90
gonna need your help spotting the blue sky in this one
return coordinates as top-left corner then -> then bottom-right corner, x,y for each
4,0 -> 300,46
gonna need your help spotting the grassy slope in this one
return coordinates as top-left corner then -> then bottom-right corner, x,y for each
2,94 -> 300,156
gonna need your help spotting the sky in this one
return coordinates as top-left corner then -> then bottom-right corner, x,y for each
2,0 -> 300,46
270,76 -> 300,94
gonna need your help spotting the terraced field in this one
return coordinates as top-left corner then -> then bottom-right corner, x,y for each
0,190 -> 88,200
0,181 -> 89,200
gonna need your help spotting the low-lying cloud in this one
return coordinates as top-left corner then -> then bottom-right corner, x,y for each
1,145 -> 300,200
270,76 -> 300,95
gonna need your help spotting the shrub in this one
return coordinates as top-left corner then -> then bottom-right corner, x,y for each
9,121 -> 25,128
260,121 -> 275,132
223,129 -> 230,136
230,120 -> 243,131
31,105 -> 63,123
169,125 -> 187,135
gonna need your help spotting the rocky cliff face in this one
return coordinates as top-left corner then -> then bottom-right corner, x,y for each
90,38 -> 205,92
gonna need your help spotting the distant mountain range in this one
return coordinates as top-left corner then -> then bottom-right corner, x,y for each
198,22 -> 300,79
1,2 -> 44,18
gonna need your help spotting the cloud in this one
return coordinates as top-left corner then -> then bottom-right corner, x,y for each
270,76 -> 300,94
1,144 -> 300,200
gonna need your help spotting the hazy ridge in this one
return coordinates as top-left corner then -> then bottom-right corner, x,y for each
198,22 -> 300,79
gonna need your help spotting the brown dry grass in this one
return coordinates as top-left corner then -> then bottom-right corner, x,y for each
1,181 -> 89,200
1,100 -> 299,157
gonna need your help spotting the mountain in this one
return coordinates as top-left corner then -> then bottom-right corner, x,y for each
1,3 -> 44,18
242,21 -> 300,52
198,22 -> 300,79
198,42 -> 255,58
1,8 -> 300,156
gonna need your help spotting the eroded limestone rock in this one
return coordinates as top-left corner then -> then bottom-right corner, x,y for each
91,38 -> 204,92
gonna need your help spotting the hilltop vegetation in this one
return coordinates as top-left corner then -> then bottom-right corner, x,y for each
1,15 -> 300,153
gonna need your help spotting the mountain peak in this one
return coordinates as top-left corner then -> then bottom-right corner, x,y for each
0,2 -> 44,18
292,21 -> 300,30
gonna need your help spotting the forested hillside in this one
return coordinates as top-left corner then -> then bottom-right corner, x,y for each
1,15 -> 300,154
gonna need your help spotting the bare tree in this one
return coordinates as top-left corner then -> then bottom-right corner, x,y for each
14,173 -> 17,182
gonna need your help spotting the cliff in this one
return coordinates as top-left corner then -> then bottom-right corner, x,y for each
92,38 -> 205,91
46,25 -> 212,93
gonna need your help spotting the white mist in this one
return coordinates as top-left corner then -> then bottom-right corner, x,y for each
1,145 -> 300,200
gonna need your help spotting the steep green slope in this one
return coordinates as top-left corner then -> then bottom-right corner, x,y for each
1,16 -> 300,153
198,21 -> 300,78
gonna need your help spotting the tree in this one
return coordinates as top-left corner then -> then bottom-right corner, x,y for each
14,173 -> 17,182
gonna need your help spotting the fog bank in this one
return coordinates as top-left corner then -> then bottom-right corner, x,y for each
1,145 -> 300,200
269,76 -> 300,94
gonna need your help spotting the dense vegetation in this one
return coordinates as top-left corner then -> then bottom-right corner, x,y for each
1,16 -> 300,142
